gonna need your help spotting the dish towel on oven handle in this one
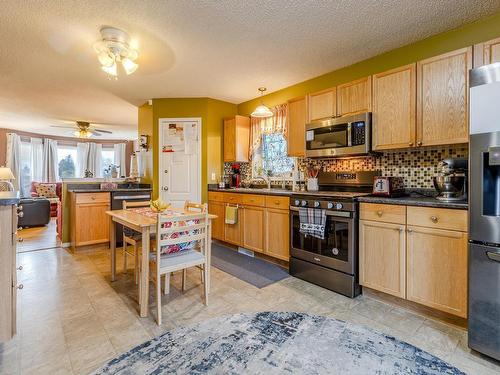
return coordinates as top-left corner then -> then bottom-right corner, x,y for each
299,208 -> 326,239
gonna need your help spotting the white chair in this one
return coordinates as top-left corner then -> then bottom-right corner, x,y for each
122,200 -> 150,284
150,203 -> 210,325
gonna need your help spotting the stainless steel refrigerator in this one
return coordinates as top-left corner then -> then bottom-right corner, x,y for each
468,62 -> 500,361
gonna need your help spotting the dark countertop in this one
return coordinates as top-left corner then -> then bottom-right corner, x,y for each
69,188 -> 152,193
0,191 -> 20,206
357,194 -> 468,210
67,183 -> 152,194
208,186 -> 293,197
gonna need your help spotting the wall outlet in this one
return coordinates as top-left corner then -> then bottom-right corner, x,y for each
211,172 -> 216,181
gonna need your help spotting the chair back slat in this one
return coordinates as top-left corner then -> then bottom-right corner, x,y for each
160,232 -> 207,247
184,201 -> 207,213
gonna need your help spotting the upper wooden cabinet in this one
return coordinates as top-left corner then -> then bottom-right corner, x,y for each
372,64 -> 416,150
308,87 -> 337,122
417,47 -> 472,146
287,96 -> 307,157
223,115 -> 250,163
337,76 -> 372,116
482,37 -> 500,65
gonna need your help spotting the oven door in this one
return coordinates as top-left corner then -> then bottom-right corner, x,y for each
290,208 -> 356,275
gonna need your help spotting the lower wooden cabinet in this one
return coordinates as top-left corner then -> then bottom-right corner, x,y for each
265,208 -> 290,261
406,225 -> 468,318
224,207 -> 242,246
242,206 -> 265,253
70,192 -> 110,248
208,200 -> 225,240
359,220 -> 406,298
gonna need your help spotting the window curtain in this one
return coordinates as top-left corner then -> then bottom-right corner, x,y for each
42,138 -> 59,182
5,133 -> 21,191
31,138 -> 43,182
249,103 -> 288,159
76,142 -> 102,177
113,143 -> 127,177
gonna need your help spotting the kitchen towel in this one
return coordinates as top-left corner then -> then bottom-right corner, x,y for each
225,205 -> 238,225
299,208 -> 326,239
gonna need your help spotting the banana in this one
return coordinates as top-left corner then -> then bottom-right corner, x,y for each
150,199 -> 171,212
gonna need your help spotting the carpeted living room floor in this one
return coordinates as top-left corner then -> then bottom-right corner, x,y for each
1,247 -> 499,374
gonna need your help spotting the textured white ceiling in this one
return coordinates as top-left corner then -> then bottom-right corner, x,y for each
1,0 -> 500,139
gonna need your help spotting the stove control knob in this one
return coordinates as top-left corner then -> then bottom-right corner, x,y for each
327,202 -> 334,209
314,201 -> 320,208
335,203 -> 343,210
294,199 -> 300,206
301,200 -> 307,207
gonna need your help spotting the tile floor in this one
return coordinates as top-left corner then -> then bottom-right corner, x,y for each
1,247 -> 499,375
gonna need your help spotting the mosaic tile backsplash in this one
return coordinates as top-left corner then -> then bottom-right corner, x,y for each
224,146 -> 468,189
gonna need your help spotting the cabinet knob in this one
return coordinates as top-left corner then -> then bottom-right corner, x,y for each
17,206 -> 23,212
430,216 -> 438,223
417,141 -> 422,146
17,265 -> 23,271
17,284 -> 23,290
17,237 -> 24,243
398,227 -> 403,232
17,211 -> 24,218
376,211 -> 383,217
408,142 -> 414,146
407,228 -> 413,233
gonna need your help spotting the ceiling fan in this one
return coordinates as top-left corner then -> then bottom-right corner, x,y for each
51,121 -> 113,138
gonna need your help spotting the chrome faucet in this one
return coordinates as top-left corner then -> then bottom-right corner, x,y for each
253,176 -> 271,189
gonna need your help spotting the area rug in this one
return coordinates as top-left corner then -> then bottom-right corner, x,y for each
210,243 -> 289,288
92,312 -> 464,375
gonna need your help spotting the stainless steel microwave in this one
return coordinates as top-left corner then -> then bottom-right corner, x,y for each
305,112 -> 371,158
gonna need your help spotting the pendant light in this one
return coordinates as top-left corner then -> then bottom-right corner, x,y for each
251,87 -> 273,118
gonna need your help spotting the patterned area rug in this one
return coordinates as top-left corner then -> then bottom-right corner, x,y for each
93,312 -> 464,375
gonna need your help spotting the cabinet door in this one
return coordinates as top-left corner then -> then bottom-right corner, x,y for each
265,208 -> 289,261
406,225 -> 468,318
208,201 -> 225,241
75,203 -> 110,246
223,118 -> 236,162
359,220 -> 406,298
483,37 -> 500,65
242,206 -> 265,253
309,88 -> 336,121
417,47 -> 472,146
337,76 -> 372,116
287,96 -> 307,157
224,206 -> 242,246
372,64 -> 416,150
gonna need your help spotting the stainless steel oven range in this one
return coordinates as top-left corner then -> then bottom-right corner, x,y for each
289,171 -> 378,298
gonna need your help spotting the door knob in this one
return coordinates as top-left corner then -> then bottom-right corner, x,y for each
164,170 -> 168,174
163,186 -> 169,191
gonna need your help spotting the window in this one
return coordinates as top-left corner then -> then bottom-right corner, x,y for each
19,141 -> 32,197
57,145 -> 77,179
101,147 -> 116,177
252,133 -> 295,178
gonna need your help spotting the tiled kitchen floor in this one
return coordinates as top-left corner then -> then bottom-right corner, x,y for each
1,247 -> 499,375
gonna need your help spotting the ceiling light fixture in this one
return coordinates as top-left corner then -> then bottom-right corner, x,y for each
74,129 -> 92,138
251,87 -> 273,118
93,26 -> 139,79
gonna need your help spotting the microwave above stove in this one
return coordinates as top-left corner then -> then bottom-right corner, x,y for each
305,112 -> 371,158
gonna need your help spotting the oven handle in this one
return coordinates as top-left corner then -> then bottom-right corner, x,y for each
289,206 -> 352,218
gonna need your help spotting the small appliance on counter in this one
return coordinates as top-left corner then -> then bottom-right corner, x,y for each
230,163 -> 241,188
432,157 -> 468,202
372,176 -> 405,197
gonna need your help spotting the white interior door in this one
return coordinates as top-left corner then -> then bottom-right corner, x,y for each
158,118 -> 201,208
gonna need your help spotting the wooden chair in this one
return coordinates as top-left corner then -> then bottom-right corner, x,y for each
122,200 -> 150,284
151,204 -> 210,325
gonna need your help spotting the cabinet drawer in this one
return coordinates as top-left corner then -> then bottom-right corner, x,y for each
241,194 -> 265,207
360,203 -> 406,224
75,192 -> 110,204
223,193 -> 244,205
265,195 -> 290,210
407,206 -> 467,232
208,191 -> 225,202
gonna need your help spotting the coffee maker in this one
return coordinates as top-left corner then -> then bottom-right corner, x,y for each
432,157 -> 468,201
230,163 -> 241,188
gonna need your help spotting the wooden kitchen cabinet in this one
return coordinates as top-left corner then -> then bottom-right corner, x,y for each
482,37 -> 500,65
208,200 -> 225,241
359,220 -> 406,298
372,64 -> 416,150
70,192 -> 110,249
337,76 -> 372,116
417,47 -> 472,146
242,205 -> 266,253
287,96 -> 307,157
265,208 -> 290,261
406,225 -> 468,318
308,87 -> 337,121
224,207 -> 242,246
223,115 -> 250,162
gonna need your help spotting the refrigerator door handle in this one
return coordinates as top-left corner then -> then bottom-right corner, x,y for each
487,251 -> 500,262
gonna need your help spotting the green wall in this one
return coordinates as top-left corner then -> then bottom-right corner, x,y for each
146,98 -> 236,202
238,12 -> 500,115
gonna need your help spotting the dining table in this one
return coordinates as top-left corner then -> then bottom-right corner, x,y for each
106,207 -> 217,318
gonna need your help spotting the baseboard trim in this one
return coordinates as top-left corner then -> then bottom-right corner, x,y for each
61,242 -> 71,248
